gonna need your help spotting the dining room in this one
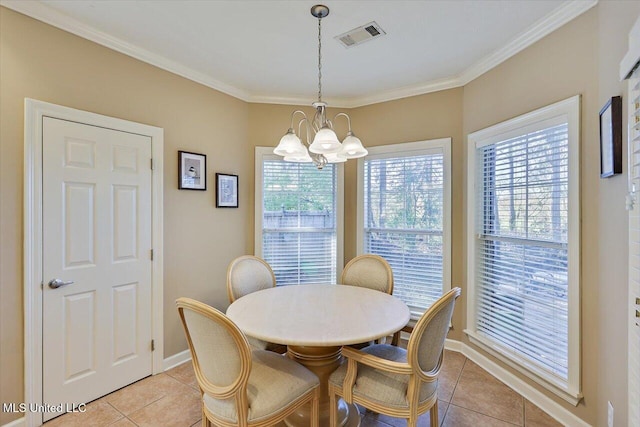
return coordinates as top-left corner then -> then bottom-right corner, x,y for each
2,1 -> 640,427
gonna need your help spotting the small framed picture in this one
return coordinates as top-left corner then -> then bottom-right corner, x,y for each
179,151 -> 206,190
599,96 -> 622,178
216,173 -> 238,208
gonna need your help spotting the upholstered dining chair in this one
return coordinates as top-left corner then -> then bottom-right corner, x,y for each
226,255 -> 283,352
341,254 -> 398,345
227,255 -> 276,303
176,297 -> 320,427
341,254 -> 393,294
328,287 -> 461,427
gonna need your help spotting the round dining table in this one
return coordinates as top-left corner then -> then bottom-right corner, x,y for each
226,284 -> 410,427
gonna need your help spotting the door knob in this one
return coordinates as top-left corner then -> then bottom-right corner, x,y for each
48,278 -> 74,289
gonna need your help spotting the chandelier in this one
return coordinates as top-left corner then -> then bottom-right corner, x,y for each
273,4 -> 368,170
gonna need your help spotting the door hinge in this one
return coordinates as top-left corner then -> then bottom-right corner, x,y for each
151,339 -> 155,351
150,158 -> 154,170
150,249 -> 154,261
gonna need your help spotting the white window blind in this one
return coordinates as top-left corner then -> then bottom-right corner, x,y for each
360,140 -> 451,317
476,122 -> 569,378
259,157 -> 338,285
467,96 -> 581,403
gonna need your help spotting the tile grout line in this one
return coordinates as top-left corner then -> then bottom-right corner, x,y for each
105,400 -> 126,419
103,400 -> 139,426
438,354 -> 467,426
165,368 -> 200,391
446,355 -> 522,426
446,402 -> 521,426
439,398 -> 451,425
446,353 -> 467,404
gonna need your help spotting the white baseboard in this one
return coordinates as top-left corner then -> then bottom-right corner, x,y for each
162,349 -> 191,371
446,340 -> 591,427
445,338 -> 463,352
1,417 -> 25,427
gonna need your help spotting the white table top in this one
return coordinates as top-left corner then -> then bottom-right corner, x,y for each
226,284 -> 410,346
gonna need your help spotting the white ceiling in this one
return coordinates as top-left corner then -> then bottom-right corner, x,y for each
2,0 -> 597,107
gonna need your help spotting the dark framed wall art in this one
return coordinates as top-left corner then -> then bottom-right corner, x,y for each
216,173 -> 238,208
599,96 -> 622,178
178,151 -> 207,190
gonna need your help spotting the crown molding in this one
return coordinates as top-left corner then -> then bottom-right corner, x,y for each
1,0 -> 598,108
457,0 -> 598,86
246,94 -> 323,108
244,94 -> 361,109
0,0 -> 251,102
247,75 -> 460,108
337,76 -> 462,108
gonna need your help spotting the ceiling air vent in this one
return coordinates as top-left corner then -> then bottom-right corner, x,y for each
335,21 -> 386,48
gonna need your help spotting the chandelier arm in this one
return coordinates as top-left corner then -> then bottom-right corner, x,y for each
306,125 -> 312,149
312,107 -> 322,133
296,117 -> 312,148
332,112 -> 353,132
311,153 -> 327,169
325,118 -> 335,130
289,110 -> 308,130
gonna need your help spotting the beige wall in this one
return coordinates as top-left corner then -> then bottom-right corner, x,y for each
596,2 -> 640,427
462,3 -> 640,425
2,2 -> 639,426
463,7 -> 599,423
0,8 -> 250,425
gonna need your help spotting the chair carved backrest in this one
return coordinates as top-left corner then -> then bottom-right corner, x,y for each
341,254 -> 393,294
227,255 -> 276,303
176,298 -> 252,419
407,287 -> 461,378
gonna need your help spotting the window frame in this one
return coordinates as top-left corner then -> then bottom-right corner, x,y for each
465,95 -> 581,404
255,147 -> 344,284
356,138 -> 452,319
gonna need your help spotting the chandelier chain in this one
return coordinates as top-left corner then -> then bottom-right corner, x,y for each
317,16 -> 322,103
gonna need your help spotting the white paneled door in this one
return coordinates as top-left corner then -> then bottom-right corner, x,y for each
42,117 -> 153,422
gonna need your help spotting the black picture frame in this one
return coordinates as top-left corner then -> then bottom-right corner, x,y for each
216,173 -> 239,208
599,96 -> 622,178
178,151 -> 207,190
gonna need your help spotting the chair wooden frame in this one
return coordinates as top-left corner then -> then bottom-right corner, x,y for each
176,298 -> 319,427
328,288 -> 461,427
226,255 -> 276,303
341,254 -> 394,294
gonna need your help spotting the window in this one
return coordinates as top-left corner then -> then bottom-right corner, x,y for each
466,96 -> 581,403
357,139 -> 451,318
255,147 -> 343,285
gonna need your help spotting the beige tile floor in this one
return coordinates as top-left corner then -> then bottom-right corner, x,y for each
44,350 -> 562,427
